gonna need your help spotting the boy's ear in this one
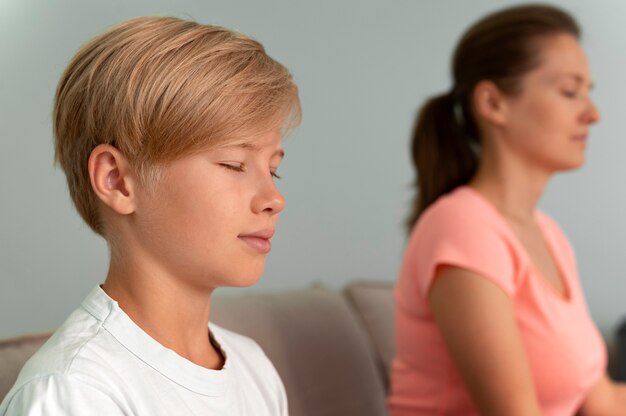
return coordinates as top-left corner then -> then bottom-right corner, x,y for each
472,80 -> 509,127
88,144 -> 137,215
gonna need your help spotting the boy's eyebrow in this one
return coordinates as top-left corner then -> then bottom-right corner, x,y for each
237,143 -> 258,150
234,143 -> 285,158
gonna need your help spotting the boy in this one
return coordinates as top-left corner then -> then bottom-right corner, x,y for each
0,16 -> 300,415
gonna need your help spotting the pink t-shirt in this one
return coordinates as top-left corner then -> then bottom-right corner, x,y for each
388,186 -> 606,415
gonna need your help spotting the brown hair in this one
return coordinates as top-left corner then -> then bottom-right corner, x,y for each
54,16 -> 301,235
406,4 -> 579,230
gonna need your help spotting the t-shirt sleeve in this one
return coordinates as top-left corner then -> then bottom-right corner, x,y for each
1,374 -> 126,415
413,204 -> 517,298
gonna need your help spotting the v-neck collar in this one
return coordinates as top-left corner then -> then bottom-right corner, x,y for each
457,186 -> 572,303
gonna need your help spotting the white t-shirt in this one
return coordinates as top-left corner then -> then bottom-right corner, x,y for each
0,286 -> 288,415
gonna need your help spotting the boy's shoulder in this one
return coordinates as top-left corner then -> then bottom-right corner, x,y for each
18,302 -> 117,378
0,292 -> 128,414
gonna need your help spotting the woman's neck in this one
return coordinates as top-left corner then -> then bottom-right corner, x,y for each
469,146 -> 551,222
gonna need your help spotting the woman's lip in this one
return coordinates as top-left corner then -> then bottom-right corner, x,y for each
238,236 -> 272,254
572,134 -> 588,141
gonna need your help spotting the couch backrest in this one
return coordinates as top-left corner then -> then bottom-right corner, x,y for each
344,282 -> 395,388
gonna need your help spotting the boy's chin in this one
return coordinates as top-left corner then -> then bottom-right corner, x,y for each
216,271 -> 264,288
228,277 -> 262,288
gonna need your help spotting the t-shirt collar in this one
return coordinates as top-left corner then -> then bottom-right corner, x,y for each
81,285 -> 232,397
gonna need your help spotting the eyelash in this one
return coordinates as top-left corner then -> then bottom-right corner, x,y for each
561,90 -> 578,99
220,163 -> 245,173
219,163 -> 281,179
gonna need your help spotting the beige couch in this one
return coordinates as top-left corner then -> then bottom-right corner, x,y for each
0,282 -> 395,416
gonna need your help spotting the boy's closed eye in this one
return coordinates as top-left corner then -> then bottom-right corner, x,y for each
219,162 -> 245,172
219,162 -> 282,179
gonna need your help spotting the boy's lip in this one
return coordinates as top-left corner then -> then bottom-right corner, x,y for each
238,229 -> 274,254
238,229 -> 275,239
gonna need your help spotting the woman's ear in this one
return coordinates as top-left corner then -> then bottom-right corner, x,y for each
88,144 -> 137,215
472,80 -> 508,127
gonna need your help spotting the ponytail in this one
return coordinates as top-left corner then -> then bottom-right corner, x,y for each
406,91 -> 478,231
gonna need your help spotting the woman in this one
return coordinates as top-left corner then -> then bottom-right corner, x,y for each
389,4 -> 626,415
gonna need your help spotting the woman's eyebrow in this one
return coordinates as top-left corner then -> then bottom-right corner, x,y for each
557,73 -> 594,89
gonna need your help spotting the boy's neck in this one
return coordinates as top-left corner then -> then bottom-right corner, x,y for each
101,261 -> 225,371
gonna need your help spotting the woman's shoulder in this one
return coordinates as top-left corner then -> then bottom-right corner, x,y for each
407,185 -> 517,260
403,186 -> 520,297
417,186 -> 504,232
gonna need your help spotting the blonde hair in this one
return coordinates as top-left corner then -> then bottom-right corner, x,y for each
54,16 -> 301,235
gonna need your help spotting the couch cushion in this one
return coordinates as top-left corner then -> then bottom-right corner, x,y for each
212,288 -> 388,416
344,282 -> 395,389
0,333 -> 51,402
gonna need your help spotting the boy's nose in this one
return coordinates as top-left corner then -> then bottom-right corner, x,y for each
252,182 -> 286,215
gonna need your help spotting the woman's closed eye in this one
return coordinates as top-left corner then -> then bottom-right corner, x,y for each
561,89 -> 578,99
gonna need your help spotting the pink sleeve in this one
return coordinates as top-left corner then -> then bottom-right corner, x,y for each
413,205 -> 517,298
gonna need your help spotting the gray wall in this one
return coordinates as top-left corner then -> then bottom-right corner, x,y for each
2,0 -> 625,338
